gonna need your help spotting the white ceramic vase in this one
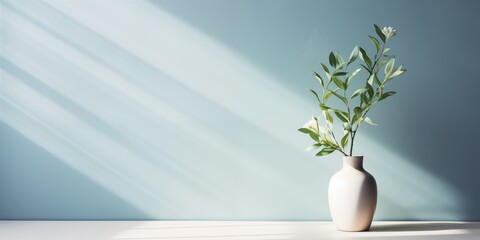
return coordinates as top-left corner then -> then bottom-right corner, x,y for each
328,156 -> 377,231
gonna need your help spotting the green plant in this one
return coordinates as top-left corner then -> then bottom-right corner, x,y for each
298,25 -> 406,157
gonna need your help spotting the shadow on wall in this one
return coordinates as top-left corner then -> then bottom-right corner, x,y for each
0,0 -> 476,220
148,0 -> 480,220
350,0 -> 480,220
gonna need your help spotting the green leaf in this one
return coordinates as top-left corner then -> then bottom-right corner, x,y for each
324,91 -> 334,101
321,63 -> 330,74
362,117 -> 377,126
321,139 -> 336,148
324,110 -> 334,124
354,107 -> 362,116
361,92 -> 369,104
360,64 -> 372,74
306,143 -> 322,151
316,147 -> 336,156
320,102 -> 330,110
360,89 -> 370,105
354,106 -> 362,117
374,24 -> 386,43
325,71 -> 332,82
384,58 -> 395,76
350,88 -> 367,99
298,127 -> 316,135
359,47 -> 372,68
331,91 -> 348,105
313,71 -> 324,88
382,48 -> 391,54
373,74 -> 382,86
335,62 -> 346,71
334,52 -> 345,66
367,73 -> 375,85
309,89 -> 322,103
388,66 -> 406,79
375,60 -> 387,72
333,71 -> 348,76
299,128 -> 320,141
341,133 -> 350,149
368,35 -> 380,52
379,91 -> 397,101
309,133 -> 320,142
366,82 -> 374,98
346,68 -> 361,86
332,76 -> 346,91
348,46 -> 359,63
329,52 -> 337,67
333,110 -> 349,123
352,107 -> 363,123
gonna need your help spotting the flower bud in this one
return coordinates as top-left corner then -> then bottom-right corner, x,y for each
382,26 -> 397,38
303,116 -> 319,132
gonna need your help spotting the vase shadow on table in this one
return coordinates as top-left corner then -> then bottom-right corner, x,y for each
370,222 -> 479,232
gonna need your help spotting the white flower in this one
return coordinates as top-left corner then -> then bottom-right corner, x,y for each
303,116 -> 319,132
382,26 -> 397,38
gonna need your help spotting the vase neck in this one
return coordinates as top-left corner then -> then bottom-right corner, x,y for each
343,156 -> 364,171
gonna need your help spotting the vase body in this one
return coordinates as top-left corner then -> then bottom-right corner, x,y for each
328,156 -> 377,231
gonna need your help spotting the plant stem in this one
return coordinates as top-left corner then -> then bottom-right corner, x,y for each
349,41 -> 387,156
371,46 -> 384,74
349,131 -> 356,156
330,130 -> 348,156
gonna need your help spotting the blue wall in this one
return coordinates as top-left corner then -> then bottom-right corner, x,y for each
1,0 -> 479,220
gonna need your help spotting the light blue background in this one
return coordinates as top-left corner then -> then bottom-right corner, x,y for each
1,0 -> 479,220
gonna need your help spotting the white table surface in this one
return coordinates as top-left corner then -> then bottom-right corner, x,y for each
0,221 -> 479,240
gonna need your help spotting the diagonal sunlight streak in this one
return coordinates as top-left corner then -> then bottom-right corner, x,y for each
0,74 -> 225,217
38,0 -> 311,145
0,53 -> 234,212
2,39 -> 244,218
1,0 -> 320,184
1,3 -> 314,217
0,0 -> 464,220
2,1 -> 320,218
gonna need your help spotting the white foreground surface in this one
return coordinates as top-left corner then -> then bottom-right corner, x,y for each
0,221 -> 479,240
